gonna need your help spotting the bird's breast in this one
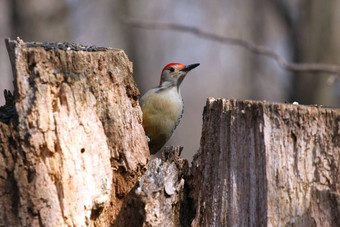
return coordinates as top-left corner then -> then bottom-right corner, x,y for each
140,88 -> 183,137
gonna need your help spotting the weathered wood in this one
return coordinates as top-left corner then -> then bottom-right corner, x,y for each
2,38 -> 340,226
116,146 -> 190,227
139,146 -> 190,227
191,98 -> 340,226
0,38 -> 149,226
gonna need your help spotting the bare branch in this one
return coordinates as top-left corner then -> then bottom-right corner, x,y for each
121,17 -> 340,76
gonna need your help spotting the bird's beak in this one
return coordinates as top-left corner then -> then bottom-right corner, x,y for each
180,63 -> 200,72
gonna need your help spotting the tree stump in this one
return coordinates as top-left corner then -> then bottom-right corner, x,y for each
0,38 -> 149,226
1,38 -> 340,227
191,98 -> 340,226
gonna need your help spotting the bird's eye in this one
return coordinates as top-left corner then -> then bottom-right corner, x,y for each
169,67 -> 175,72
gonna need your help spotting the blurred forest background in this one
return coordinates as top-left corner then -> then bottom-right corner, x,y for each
0,0 -> 339,160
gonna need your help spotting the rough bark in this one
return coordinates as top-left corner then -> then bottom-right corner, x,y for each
2,38 -> 340,227
139,146 -> 189,227
0,38 -> 149,226
191,98 -> 340,226
115,146 -> 190,227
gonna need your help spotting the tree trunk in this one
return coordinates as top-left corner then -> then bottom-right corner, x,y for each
191,98 -> 340,226
0,38 -> 149,226
291,0 -> 340,106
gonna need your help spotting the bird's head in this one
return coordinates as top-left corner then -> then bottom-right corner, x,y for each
159,63 -> 200,89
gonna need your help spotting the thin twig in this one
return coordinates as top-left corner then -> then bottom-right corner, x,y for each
121,17 -> 340,76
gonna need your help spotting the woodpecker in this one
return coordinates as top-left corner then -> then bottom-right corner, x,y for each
140,63 -> 200,154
